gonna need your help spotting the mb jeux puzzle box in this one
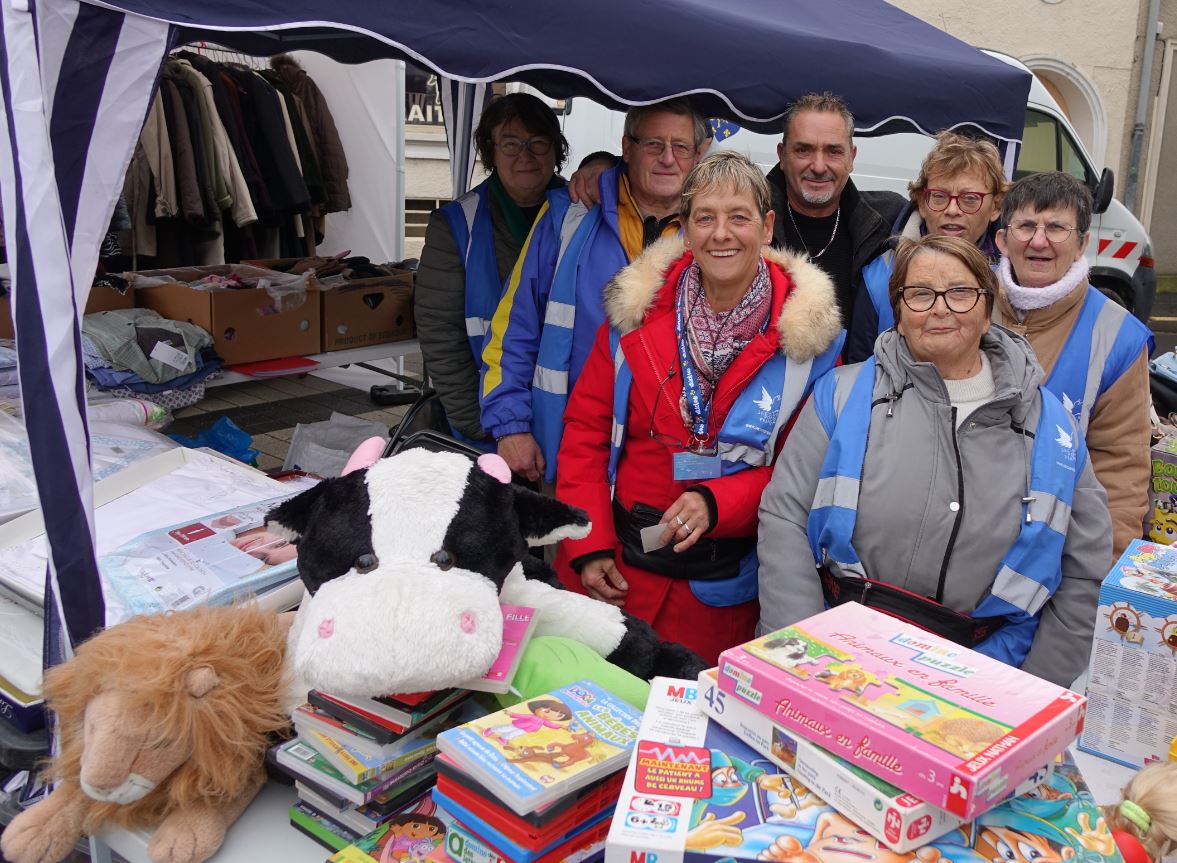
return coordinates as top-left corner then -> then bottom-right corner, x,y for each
717,603 -> 1085,819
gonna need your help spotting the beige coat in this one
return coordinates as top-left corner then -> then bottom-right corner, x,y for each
995,285 -> 1151,559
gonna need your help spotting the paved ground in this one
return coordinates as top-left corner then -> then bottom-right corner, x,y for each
169,357 -> 417,472
1149,291 -> 1177,354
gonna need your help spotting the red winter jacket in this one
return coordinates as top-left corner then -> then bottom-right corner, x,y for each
554,237 -> 842,606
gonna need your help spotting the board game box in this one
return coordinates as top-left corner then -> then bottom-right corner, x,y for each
696,669 -> 1053,851
1146,432 -> 1177,544
1079,538 -> 1177,767
717,603 -> 1085,819
606,677 -> 1119,863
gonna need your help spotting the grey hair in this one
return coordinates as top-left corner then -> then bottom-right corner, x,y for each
623,98 -> 709,148
781,91 -> 854,145
680,151 -> 772,221
1000,171 -> 1093,235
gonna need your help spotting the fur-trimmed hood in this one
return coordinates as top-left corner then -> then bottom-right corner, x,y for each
602,236 -> 842,362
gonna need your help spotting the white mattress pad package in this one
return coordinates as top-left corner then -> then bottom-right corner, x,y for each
0,447 -> 309,698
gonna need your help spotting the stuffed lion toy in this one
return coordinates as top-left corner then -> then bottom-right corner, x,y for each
1,605 -> 292,863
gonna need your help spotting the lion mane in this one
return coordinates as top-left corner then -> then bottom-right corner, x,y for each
43,604 -> 291,832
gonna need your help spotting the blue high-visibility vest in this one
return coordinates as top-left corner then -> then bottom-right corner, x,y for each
861,251 -> 896,335
440,180 -> 568,366
1039,286 -> 1153,432
440,181 -> 500,364
806,357 -> 1087,667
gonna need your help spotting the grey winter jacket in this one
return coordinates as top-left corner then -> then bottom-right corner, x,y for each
415,191 -> 522,441
757,325 -> 1111,687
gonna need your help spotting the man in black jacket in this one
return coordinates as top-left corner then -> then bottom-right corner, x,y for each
768,92 -> 904,354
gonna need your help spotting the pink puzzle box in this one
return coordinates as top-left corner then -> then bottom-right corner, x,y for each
717,602 -> 1086,819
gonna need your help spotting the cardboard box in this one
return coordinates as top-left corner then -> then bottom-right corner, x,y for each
0,283 -> 134,339
241,257 -> 332,283
716,603 -> 1086,819
1146,433 -> 1177,542
1079,539 -> 1177,768
320,272 -> 415,352
132,267 -> 320,365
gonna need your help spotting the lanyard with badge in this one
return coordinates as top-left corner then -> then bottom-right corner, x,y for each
673,282 -> 723,481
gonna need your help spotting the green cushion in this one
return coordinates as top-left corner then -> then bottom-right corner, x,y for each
493,636 -> 650,711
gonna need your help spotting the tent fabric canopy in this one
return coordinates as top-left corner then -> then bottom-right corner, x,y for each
0,0 -> 1031,668
106,0 -> 1032,141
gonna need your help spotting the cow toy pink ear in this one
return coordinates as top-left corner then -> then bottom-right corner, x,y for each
342,437 -> 387,475
477,453 -> 511,484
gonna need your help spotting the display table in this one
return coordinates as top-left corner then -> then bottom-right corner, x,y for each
88,746 -> 1142,863
90,781 -> 314,863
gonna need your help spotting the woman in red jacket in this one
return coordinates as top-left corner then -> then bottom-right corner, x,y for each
554,151 -> 843,664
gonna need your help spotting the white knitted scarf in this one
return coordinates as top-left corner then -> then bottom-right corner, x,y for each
997,255 -> 1090,312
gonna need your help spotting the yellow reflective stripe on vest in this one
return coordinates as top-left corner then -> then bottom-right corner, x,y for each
480,200 -> 551,398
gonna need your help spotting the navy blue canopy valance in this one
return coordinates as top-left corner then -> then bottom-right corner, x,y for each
112,0 -> 1031,140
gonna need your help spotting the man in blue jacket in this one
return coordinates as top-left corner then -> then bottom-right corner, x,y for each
480,99 -> 708,483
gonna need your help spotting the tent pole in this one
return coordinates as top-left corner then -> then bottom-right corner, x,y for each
394,60 -> 406,262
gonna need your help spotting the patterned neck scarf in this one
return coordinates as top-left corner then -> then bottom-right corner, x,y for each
678,257 -> 772,419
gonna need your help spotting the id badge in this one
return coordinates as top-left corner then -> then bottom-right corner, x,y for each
673,450 -> 722,481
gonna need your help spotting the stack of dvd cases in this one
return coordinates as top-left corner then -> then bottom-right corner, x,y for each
433,679 -> 644,863
273,689 -> 480,852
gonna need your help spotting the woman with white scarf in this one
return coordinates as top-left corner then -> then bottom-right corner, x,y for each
994,171 -> 1153,558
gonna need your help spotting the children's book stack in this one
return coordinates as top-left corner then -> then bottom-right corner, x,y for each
274,691 -> 484,852
605,674 -> 1119,863
432,679 -> 643,863
326,790 -> 455,863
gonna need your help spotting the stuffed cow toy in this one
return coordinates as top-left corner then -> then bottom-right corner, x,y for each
268,446 -> 705,696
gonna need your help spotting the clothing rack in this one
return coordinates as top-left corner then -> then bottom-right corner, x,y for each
178,41 -> 269,71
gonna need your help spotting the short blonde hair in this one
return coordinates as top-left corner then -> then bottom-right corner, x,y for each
680,151 -> 772,221
888,234 -> 997,320
908,131 -> 1008,207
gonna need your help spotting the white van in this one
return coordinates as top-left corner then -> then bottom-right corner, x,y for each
554,51 -> 1156,321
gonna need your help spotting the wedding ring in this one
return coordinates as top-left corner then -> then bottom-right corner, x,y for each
675,515 -> 686,527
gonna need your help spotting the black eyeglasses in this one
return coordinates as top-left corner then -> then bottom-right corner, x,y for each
899,286 -> 989,313
923,189 -> 991,214
495,135 -> 553,157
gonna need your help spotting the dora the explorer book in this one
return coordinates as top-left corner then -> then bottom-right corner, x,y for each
328,790 -> 451,863
436,679 -> 641,815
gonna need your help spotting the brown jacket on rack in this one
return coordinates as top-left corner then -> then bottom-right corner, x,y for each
269,55 -> 351,213
994,285 -> 1152,560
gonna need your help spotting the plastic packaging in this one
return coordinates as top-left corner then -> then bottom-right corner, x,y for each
125,264 -> 313,314
282,412 -> 389,477
168,416 -> 259,466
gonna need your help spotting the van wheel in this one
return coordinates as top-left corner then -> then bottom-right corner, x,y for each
1092,279 -> 1130,311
